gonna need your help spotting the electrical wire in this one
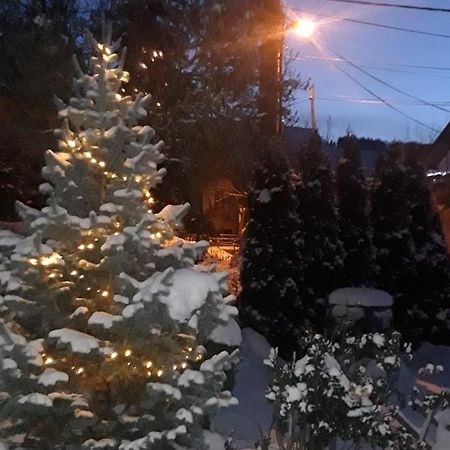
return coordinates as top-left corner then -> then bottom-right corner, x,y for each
325,0 -> 450,13
292,10 -> 450,39
287,54 -> 450,79
325,46 -> 450,113
285,53 -> 450,72
328,61 -> 440,132
292,96 -> 450,106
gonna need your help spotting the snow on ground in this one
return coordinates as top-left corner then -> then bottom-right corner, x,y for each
212,328 -> 273,449
203,430 -> 226,450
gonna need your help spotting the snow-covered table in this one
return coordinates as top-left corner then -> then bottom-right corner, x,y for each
328,287 -> 393,333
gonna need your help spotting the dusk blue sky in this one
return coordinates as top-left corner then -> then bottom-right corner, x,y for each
285,0 -> 450,142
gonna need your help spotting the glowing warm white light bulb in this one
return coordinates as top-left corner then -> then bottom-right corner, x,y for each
110,352 -> 118,359
157,370 -> 163,377
87,243 -> 94,250
85,151 -> 92,158
145,361 -> 153,368
45,357 -> 54,365
181,362 -> 187,369
124,349 -> 132,357
101,290 -> 109,298
29,258 -> 38,266
78,244 -> 85,250
67,140 -> 76,148
99,161 -> 106,168
41,254 -> 60,266
76,367 -> 84,374
294,17 -> 316,39
70,270 -> 78,276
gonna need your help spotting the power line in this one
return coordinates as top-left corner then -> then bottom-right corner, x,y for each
326,0 -> 450,13
286,53 -> 450,72
287,54 -> 450,79
328,60 -> 439,132
360,65 -> 450,80
293,96 -> 450,106
326,46 -> 450,113
295,10 -> 450,39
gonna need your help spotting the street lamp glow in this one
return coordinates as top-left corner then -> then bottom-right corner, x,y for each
294,18 -> 316,39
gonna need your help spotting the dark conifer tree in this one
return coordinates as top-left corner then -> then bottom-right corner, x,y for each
295,136 -> 344,326
336,135 -> 372,286
239,148 -> 303,353
404,147 -> 450,344
371,145 -> 416,325
0,0 -> 80,218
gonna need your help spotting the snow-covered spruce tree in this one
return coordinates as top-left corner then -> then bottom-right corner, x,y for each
336,135 -> 372,286
294,136 -> 344,328
239,147 -> 303,356
404,149 -> 450,345
0,30 -> 238,450
371,146 -> 416,327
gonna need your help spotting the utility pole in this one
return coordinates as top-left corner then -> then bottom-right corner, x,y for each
258,0 -> 284,137
309,83 -> 316,133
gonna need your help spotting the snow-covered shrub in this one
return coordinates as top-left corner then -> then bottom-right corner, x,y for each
264,333 -> 423,450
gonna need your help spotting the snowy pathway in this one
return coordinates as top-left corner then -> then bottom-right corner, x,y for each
212,328 -> 273,449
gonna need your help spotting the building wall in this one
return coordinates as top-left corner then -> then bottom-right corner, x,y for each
202,178 -> 241,235
438,208 -> 450,253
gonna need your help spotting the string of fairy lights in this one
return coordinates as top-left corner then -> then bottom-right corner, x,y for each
40,345 -> 202,379
27,42 -> 200,381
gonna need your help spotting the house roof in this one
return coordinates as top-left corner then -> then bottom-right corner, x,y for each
423,122 -> 450,170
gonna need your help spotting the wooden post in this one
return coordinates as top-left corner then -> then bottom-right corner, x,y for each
258,0 -> 284,137
309,83 -> 316,133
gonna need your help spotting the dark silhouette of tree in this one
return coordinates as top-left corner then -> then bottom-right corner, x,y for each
239,147 -> 303,354
371,145 -> 416,326
295,136 -> 344,327
336,135 -> 372,286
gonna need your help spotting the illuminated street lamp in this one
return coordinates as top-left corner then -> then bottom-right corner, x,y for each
293,17 -> 317,39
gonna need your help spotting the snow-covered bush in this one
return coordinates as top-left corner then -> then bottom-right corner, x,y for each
264,333 -> 423,450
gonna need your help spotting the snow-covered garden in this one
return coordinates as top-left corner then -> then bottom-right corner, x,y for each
0,5 -> 449,450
